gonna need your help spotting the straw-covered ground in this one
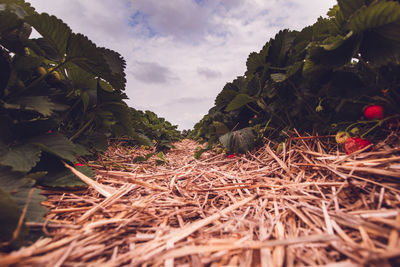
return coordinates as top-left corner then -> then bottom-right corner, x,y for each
1,132 -> 400,266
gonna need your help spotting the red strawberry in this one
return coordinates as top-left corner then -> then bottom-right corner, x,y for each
228,153 -> 236,158
344,137 -> 372,155
75,163 -> 84,167
363,105 -> 384,120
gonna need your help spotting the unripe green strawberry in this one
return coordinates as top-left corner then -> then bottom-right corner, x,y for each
335,131 -> 350,144
350,127 -> 360,135
37,66 -> 47,76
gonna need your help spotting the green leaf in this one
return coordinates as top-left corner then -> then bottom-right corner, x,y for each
156,151 -> 168,165
99,47 -> 125,75
32,38 -> 59,60
270,73 -> 287,83
194,148 -> 209,159
338,0 -> 365,19
13,54 -> 41,71
0,167 -> 46,241
215,88 -> 238,109
302,56 -> 319,76
2,96 -> 62,117
267,30 -> 297,67
13,185 -> 46,222
65,62 -> 97,91
1,0 -> 36,18
98,47 -> 126,91
308,31 -> 359,67
73,144 -> 91,157
0,168 -> 28,196
263,83 -> 278,99
98,79 -> 114,92
25,12 -> 71,59
212,121 -> 229,136
359,29 -> 400,64
82,132 -> 108,152
0,143 -> 41,172
66,33 -> 106,70
225,93 -> 254,112
0,10 -> 21,36
291,26 -> 314,60
133,152 -> 155,163
101,101 -> 133,137
29,133 -> 77,163
38,165 -> 94,188
312,17 -> 337,42
245,42 -> 271,78
0,172 -> 47,223
246,51 -> 265,76
377,20 -> 400,42
24,171 -> 47,181
66,33 -> 125,90
230,76 -> 248,93
219,127 -> 256,154
327,5 -> 347,34
286,62 -> 303,79
347,1 -> 400,64
16,96 -> 56,116
0,186 -> 23,242
348,1 -> 400,33
81,92 -> 90,113
246,74 -> 263,96
131,132 -> 152,147
220,132 -> 234,150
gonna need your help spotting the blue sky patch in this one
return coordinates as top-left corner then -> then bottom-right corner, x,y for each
129,11 -> 158,37
194,0 -> 205,5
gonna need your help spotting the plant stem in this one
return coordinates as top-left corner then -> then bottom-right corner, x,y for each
361,114 -> 400,138
245,103 -> 260,115
69,115 -> 95,141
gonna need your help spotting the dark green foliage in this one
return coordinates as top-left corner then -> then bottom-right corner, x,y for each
0,0 -> 175,249
129,108 -> 182,152
191,0 -> 400,154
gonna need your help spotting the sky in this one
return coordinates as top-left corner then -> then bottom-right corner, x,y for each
28,0 -> 336,130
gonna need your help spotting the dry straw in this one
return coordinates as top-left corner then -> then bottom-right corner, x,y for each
1,131 -> 399,266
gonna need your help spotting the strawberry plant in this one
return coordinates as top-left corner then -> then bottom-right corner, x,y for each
191,0 -> 400,153
129,108 -> 182,151
0,0 -> 176,249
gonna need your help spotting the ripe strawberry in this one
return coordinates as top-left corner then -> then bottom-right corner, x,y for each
344,137 -> 372,155
363,105 -> 384,120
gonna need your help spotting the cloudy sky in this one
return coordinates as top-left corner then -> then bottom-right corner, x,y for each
28,0 -> 336,130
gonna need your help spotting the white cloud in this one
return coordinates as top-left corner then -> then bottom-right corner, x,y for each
130,61 -> 178,84
197,67 -> 222,79
27,0 -> 336,129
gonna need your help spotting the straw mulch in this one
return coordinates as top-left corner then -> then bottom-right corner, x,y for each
1,132 -> 400,266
